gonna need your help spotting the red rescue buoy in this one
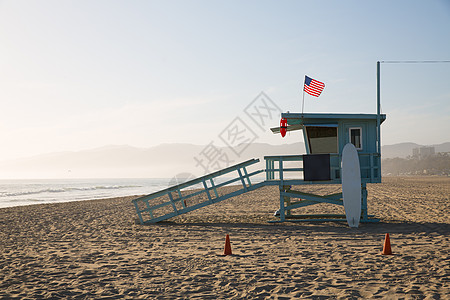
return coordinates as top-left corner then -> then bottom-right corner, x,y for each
280,118 -> 287,137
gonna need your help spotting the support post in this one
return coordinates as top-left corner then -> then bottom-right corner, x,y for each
376,61 -> 381,155
284,185 -> 292,216
361,183 -> 368,221
279,186 -> 285,222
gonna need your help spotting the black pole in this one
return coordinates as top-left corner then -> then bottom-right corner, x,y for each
377,61 -> 381,154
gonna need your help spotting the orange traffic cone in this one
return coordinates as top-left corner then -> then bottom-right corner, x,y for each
381,233 -> 392,255
224,234 -> 232,256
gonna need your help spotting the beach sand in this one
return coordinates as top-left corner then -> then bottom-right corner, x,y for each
0,176 -> 449,299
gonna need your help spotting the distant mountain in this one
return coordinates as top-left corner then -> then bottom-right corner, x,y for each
1,141 -> 448,179
0,144 -> 205,179
0,142 -> 305,179
382,142 -> 450,159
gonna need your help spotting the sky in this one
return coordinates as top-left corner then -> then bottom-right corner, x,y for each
1,0 -> 449,161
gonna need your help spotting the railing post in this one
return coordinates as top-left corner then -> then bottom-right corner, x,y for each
202,179 -> 212,202
167,192 -> 178,214
243,167 -> 252,187
133,201 -> 144,224
271,160 -> 275,180
145,199 -> 154,220
266,158 -> 276,180
279,158 -> 284,186
210,178 -> 219,198
237,168 -> 248,192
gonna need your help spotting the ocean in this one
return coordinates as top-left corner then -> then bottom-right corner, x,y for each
0,178 -> 173,208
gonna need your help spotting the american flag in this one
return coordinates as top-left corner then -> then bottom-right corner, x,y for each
304,76 -> 325,97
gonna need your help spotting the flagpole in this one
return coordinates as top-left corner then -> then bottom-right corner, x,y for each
301,76 -> 306,115
301,90 -> 305,115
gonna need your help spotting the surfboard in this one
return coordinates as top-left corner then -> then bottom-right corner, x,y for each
341,143 -> 361,228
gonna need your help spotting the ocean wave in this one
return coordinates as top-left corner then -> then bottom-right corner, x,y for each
0,185 -> 141,198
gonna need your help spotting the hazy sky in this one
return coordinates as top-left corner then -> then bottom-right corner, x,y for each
1,0 -> 449,161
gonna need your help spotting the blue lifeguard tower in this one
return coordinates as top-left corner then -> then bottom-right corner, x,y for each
266,112 -> 386,222
131,110 -> 386,224
132,68 -> 386,224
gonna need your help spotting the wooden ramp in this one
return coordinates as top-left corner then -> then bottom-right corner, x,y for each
132,154 -> 380,224
132,159 -> 266,224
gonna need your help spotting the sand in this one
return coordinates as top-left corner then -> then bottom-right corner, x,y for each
0,176 -> 449,299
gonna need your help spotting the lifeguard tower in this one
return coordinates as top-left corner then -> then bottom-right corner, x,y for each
132,111 -> 386,226
132,70 -> 386,226
266,112 -> 386,223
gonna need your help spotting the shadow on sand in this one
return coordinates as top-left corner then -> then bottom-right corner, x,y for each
140,219 -> 450,236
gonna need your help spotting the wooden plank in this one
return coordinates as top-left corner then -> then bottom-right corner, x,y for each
284,199 -> 320,210
269,218 -> 348,223
286,214 -> 346,219
264,155 -> 303,161
281,190 -> 343,206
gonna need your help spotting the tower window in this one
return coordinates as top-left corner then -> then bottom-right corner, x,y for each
305,126 -> 338,154
349,127 -> 362,150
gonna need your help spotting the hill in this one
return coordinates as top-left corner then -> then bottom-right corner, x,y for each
1,141 -> 448,179
0,142 -> 305,179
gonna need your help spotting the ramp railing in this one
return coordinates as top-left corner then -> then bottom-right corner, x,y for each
133,154 -> 381,224
132,158 -> 265,224
264,153 -> 381,185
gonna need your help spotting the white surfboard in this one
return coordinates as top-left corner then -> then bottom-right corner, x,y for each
342,143 -> 361,228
